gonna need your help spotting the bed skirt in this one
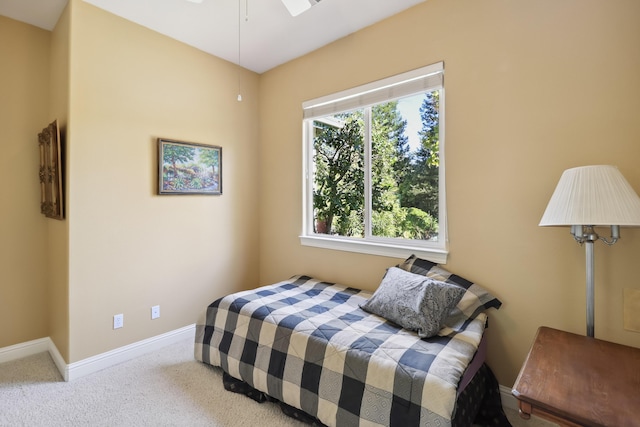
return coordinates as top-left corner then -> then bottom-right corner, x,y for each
222,363 -> 511,427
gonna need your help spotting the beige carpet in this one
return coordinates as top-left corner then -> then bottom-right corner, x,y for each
0,339 -> 555,426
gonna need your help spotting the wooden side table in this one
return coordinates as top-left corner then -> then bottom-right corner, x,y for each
512,326 -> 640,427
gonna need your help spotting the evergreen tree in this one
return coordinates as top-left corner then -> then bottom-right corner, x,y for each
311,92 -> 439,240
312,114 -> 364,235
371,101 -> 408,237
371,101 -> 407,212
401,91 -> 440,222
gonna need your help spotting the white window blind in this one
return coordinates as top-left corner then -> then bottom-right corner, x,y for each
303,62 -> 443,119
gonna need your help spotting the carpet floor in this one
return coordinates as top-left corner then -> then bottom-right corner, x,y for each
0,338 -> 556,426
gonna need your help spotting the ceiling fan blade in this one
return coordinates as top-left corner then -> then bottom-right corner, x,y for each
281,0 -> 319,17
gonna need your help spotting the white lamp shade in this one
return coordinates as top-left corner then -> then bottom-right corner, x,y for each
539,165 -> 640,227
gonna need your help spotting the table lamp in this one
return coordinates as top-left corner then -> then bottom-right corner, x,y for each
539,165 -> 640,337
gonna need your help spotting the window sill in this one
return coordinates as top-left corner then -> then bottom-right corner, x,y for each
299,235 -> 448,264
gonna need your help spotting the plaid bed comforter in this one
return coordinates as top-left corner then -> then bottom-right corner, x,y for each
195,275 -> 487,427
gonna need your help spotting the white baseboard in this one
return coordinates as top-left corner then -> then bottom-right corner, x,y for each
0,337 -> 50,364
64,324 -> 196,381
499,384 -> 518,411
46,338 -> 68,380
0,324 -> 196,382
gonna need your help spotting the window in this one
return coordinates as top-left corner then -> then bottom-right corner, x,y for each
301,62 -> 447,263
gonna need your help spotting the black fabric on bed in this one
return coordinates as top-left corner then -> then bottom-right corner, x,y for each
222,363 -> 511,427
452,364 -> 511,426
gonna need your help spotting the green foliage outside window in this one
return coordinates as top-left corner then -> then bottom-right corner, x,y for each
313,91 -> 440,241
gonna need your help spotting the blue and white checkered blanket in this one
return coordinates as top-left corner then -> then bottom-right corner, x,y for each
195,275 -> 487,427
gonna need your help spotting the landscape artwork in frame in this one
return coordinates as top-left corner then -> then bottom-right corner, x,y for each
158,138 -> 222,195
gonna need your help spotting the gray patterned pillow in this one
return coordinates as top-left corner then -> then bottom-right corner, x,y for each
360,267 -> 466,338
397,255 -> 502,332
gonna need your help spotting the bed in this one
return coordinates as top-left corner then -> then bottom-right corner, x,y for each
195,255 -> 505,426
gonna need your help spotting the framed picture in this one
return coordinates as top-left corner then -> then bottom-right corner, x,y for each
38,120 -> 64,219
158,138 -> 222,195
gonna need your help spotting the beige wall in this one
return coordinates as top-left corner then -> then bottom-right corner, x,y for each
46,2 -> 71,362
0,16 -> 50,348
0,0 -> 259,363
64,0 -> 260,362
3,0 -> 640,389
258,0 -> 640,386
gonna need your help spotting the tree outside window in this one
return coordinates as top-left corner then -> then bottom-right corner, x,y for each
302,62 -> 446,262
312,90 -> 441,242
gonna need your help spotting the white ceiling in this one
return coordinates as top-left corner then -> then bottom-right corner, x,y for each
0,0 -> 425,73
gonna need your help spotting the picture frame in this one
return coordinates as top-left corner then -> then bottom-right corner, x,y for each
38,120 -> 64,219
158,138 -> 222,195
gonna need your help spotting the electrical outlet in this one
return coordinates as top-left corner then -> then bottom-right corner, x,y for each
624,288 -> 640,333
151,305 -> 160,320
113,313 -> 124,329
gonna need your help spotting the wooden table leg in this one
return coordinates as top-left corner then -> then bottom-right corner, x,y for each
518,401 -> 532,420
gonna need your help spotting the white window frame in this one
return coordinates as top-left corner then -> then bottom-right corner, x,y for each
300,62 -> 448,264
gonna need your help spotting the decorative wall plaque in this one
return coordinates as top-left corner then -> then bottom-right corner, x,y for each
38,120 -> 64,219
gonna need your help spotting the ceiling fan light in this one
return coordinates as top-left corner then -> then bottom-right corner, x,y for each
281,0 -> 312,17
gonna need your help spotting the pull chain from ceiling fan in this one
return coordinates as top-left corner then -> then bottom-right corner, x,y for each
237,0 -> 248,101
